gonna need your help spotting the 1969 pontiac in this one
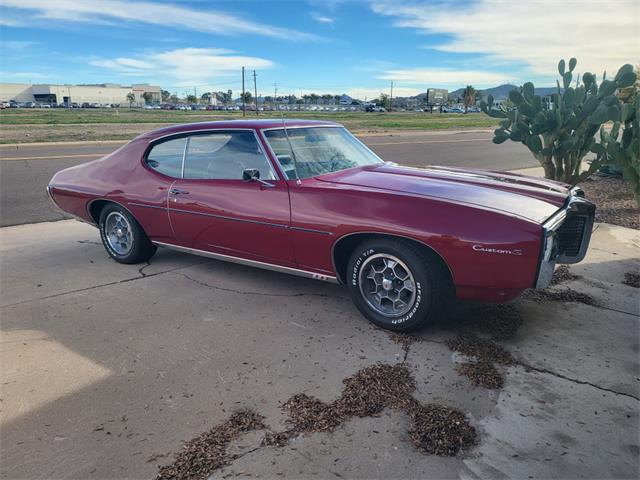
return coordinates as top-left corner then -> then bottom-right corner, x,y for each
48,120 -> 595,331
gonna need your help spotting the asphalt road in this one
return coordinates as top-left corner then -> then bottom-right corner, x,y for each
0,130 -> 538,226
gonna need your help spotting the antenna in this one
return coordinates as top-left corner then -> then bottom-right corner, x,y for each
281,115 -> 301,184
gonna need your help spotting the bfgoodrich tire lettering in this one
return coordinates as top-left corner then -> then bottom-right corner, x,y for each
99,204 -> 157,264
347,238 -> 446,332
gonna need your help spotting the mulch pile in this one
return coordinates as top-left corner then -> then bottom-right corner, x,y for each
579,175 -> 639,230
156,410 -> 266,480
271,363 -> 476,456
623,271 -> 640,288
157,364 -> 477,479
445,335 -> 514,365
523,288 -> 598,306
445,334 -> 515,389
451,304 -> 523,341
455,362 -> 504,389
388,332 -> 423,353
551,265 -> 581,286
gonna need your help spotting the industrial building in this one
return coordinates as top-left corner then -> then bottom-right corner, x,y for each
0,83 -> 161,105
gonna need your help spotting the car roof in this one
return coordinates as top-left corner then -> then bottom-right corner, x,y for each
141,119 -> 342,140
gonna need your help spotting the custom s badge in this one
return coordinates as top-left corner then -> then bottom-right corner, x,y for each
473,244 -> 523,256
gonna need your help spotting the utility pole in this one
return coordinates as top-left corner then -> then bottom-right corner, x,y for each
273,83 -> 277,109
389,81 -> 393,112
241,66 -> 246,117
253,70 -> 259,116
194,86 -> 197,103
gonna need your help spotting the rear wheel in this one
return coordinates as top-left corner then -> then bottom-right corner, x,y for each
99,204 -> 156,264
347,238 -> 447,332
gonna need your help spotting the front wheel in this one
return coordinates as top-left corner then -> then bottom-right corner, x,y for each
99,204 -> 156,264
347,238 -> 447,332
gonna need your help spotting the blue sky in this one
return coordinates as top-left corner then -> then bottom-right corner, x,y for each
1,0 -> 637,99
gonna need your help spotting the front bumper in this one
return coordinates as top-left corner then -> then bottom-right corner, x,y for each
535,187 -> 596,288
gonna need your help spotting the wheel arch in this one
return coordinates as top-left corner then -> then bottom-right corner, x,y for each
331,232 -> 455,287
87,198 -> 140,227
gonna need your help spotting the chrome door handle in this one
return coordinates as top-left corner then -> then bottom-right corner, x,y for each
169,188 -> 190,195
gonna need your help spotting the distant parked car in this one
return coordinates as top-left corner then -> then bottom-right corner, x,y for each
46,119 -> 595,332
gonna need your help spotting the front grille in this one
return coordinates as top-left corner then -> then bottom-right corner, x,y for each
557,216 -> 587,257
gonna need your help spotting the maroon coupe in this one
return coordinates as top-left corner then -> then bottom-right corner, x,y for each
48,120 -> 595,331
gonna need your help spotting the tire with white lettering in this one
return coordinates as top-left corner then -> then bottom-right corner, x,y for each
347,238 -> 444,332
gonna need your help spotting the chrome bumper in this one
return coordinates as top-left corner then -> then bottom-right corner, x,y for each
535,187 -> 596,288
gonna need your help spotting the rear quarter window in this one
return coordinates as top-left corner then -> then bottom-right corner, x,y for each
146,137 -> 186,178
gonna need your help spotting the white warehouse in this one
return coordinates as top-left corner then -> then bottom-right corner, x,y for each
0,83 -> 161,105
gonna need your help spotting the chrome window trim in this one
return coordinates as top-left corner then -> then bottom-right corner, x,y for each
145,128 -> 280,181
153,241 -> 339,284
180,136 -> 190,179
259,124 -> 383,181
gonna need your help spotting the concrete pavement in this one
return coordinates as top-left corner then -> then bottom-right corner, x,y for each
0,131 -> 539,226
1,219 -> 638,479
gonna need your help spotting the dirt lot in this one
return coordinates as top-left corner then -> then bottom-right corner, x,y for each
1,220 -> 638,479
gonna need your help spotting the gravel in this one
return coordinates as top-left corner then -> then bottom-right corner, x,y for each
580,175 -> 639,230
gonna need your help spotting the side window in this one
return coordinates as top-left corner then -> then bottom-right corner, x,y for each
146,137 -> 186,178
183,131 -> 275,180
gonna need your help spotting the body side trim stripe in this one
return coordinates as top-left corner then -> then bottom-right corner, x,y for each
153,241 -> 339,284
128,202 -> 333,235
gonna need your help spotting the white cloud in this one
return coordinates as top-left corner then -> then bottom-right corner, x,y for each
89,47 -> 274,86
2,0 -> 320,40
372,0 -> 640,77
312,13 -> 335,25
379,68 -> 512,89
2,71 -> 54,80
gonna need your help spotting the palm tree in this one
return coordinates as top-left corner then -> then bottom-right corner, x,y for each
126,92 -> 135,108
462,85 -> 476,113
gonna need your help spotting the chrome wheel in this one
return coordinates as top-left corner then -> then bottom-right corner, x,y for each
358,254 -> 416,317
104,211 -> 133,256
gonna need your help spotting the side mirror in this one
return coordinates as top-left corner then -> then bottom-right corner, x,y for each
242,168 -> 260,182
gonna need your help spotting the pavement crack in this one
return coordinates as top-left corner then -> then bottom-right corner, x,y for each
138,261 -> 151,278
180,273 -> 345,300
516,360 -> 640,401
1,263 -> 208,309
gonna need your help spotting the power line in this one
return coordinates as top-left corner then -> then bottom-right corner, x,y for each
253,70 -> 259,116
241,66 -> 246,117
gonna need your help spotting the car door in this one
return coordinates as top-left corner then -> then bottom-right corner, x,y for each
167,129 -> 296,266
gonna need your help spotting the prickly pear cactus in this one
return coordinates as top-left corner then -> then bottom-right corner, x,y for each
595,94 -> 640,204
481,59 -> 638,186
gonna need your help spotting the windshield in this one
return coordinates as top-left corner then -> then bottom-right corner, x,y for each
263,126 -> 383,179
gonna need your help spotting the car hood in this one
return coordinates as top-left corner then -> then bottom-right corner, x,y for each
316,163 -> 570,224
